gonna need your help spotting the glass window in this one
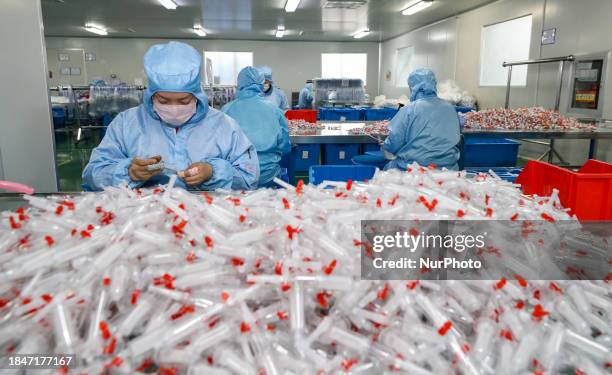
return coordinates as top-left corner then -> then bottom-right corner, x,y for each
395,46 -> 415,87
204,51 -> 253,85
480,15 -> 532,86
321,53 -> 367,85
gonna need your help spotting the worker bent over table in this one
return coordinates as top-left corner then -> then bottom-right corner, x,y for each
222,66 -> 291,188
384,68 -> 461,171
83,41 -> 259,191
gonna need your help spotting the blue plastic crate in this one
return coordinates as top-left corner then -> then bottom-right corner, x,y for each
463,138 -> 520,167
279,154 -> 292,181
362,143 -> 381,154
289,144 -> 321,172
324,143 -> 360,165
52,107 -> 66,128
319,108 -> 362,121
280,153 -> 290,168
309,165 -> 376,185
466,167 -> 523,183
364,108 -> 399,121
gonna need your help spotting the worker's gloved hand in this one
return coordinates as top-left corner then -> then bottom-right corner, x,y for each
178,162 -> 213,186
128,155 -> 162,182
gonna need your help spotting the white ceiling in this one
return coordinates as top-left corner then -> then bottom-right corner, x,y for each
42,0 -> 495,42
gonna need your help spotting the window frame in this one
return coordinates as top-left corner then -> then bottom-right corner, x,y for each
203,51 -> 254,86
394,46 -> 415,88
479,14 -> 533,87
320,53 -> 368,85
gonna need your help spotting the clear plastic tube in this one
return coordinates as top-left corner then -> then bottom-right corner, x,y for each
326,326 -> 370,353
160,311 -> 208,348
188,363 -> 232,375
293,275 -> 352,290
290,281 -> 305,335
133,229 -> 174,246
116,295 -> 154,337
156,348 -> 193,366
52,302 -> 78,353
174,268 -> 232,289
564,328 -> 611,362
214,346 -> 257,375
512,332 -> 539,371
190,322 -> 232,354
110,262 -> 130,302
78,241 -> 127,284
556,299 -> 591,336
144,251 -> 181,265
445,280 -> 482,312
472,320 -> 495,360
539,323 -> 565,373
226,228 -> 266,246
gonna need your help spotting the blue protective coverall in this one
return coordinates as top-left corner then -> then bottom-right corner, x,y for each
383,68 -> 460,170
222,67 -> 291,187
298,83 -> 314,109
83,41 -> 259,191
258,66 -> 290,112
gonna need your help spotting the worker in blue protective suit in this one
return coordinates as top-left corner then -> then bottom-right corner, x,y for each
298,81 -> 314,109
222,67 -> 291,187
83,41 -> 259,191
258,66 -> 290,112
383,68 -> 460,170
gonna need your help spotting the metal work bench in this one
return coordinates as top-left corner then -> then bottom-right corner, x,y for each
462,126 -> 612,160
289,121 -> 612,165
289,122 -> 378,144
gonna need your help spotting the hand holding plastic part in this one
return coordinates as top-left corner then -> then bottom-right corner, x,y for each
0,180 -> 34,195
129,155 -> 162,181
178,162 -> 212,185
146,161 -> 165,172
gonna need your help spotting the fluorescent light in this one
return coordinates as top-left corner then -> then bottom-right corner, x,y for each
84,24 -> 108,36
402,0 -> 433,15
285,0 -> 300,12
193,25 -> 207,37
353,28 -> 370,39
157,0 -> 177,10
275,26 -> 285,38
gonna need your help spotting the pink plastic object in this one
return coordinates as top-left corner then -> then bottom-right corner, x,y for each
0,181 -> 35,195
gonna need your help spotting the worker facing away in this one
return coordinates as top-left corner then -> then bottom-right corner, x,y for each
298,80 -> 314,109
258,66 -> 290,112
383,68 -> 460,170
83,41 -> 259,191
222,67 -> 291,187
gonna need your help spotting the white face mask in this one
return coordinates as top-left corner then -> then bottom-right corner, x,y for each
154,100 -> 196,127
263,83 -> 271,92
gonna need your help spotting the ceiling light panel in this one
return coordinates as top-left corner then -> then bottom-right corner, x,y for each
157,0 -> 178,10
323,0 -> 367,9
402,0 -> 434,15
84,24 -> 108,35
285,0 -> 300,12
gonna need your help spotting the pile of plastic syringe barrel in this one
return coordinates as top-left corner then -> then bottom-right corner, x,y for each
0,167 -> 610,374
463,107 -> 596,131
287,120 -> 322,136
348,120 -> 390,135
